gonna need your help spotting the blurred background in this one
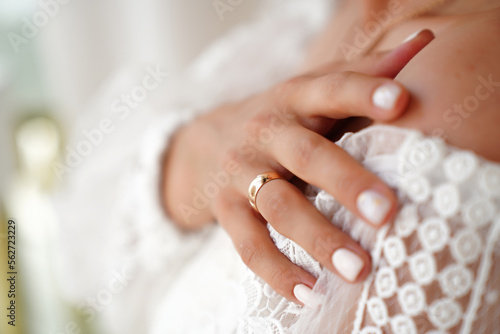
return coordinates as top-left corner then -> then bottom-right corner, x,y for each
0,1 -> 264,333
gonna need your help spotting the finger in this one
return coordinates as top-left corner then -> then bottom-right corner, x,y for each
279,70 -> 409,121
341,29 -> 436,77
255,178 -> 372,283
277,30 -> 435,122
273,30 -> 435,124
371,29 -> 435,77
269,125 -> 397,228
214,190 -> 318,306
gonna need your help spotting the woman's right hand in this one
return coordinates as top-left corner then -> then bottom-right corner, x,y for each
162,31 -> 434,305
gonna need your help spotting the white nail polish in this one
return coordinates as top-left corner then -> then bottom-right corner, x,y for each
293,284 -> 320,307
357,190 -> 392,226
332,248 -> 365,282
372,83 -> 402,110
403,30 -> 423,43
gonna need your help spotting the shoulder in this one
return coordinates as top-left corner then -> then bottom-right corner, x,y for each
388,9 -> 500,162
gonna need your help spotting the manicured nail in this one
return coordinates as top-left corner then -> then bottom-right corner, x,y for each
357,190 -> 392,226
372,83 -> 402,110
332,248 -> 365,282
293,284 -> 320,307
403,30 -> 423,43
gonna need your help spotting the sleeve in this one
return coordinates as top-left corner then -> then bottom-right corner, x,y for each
53,1 -> 331,331
53,81 -> 212,299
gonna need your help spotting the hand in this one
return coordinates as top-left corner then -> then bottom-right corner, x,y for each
162,31 -> 434,305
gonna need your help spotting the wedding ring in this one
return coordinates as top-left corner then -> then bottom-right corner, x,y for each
248,171 -> 283,212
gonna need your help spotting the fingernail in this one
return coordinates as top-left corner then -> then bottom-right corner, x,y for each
293,284 -> 320,307
372,83 -> 402,110
332,248 -> 365,282
357,189 -> 392,226
403,30 -> 423,43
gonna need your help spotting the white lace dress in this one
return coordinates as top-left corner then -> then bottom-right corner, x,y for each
247,126 -> 500,334
55,1 -> 500,333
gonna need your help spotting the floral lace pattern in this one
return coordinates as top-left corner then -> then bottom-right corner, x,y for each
238,229 -> 322,333
240,126 -> 500,334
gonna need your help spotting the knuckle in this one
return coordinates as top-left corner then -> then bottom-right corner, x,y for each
263,186 -> 294,225
313,233 -> 342,263
237,237 -> 262,268
322,71 -> 353,95
292,134 -> 323,173
334,171 -> 371,198
334,173 -> 358,196
244,112 -> 273,139
274,75 -> 317,107
275,76 -> 305,99
269,265 -> 298,297
221,148 -> 243,169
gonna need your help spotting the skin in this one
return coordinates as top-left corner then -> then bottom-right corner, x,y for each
162,0 -> 500,305
308,0 -> 500,162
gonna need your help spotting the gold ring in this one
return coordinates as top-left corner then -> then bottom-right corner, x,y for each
248,171 -> 283,212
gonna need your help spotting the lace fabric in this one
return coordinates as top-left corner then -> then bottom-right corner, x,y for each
241,126 -> 500,334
